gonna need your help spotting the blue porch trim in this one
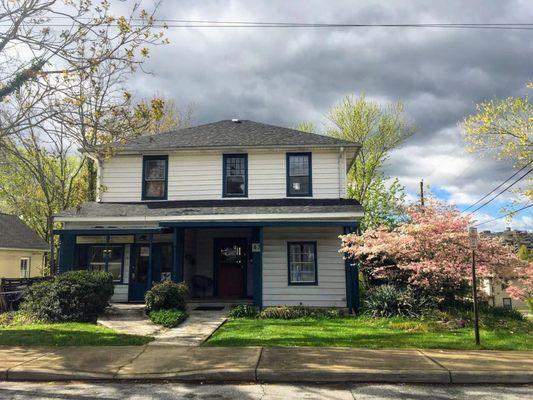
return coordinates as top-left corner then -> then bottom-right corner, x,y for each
172,227 -> 185,282
343,224 -> 360,314
252,226 -> 263,308
53,228 -> 169,235
58,233 -> 76,273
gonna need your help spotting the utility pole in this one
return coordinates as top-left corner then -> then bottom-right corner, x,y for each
420,179 -> 425,207
469,227 -> 480,346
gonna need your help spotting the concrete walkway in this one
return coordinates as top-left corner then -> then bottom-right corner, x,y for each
0,346 -> 531,384
98,304 -> 228,346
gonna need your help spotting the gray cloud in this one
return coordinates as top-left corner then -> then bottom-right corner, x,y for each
129,0 -> 532,230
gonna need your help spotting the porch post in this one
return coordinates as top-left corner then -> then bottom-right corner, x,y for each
172,227 -> 185,283
252,226 -> 263,308
147,233 -> 153,289
343,224 -> 360,314
57,233 -> 76,274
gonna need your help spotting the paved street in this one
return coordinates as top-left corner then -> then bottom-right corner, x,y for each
0,382 -> 531,399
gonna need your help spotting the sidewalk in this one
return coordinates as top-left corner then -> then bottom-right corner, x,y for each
1,345 -> 532,384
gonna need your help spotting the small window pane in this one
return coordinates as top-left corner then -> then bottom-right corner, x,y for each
502,298 -> 512,309
145,160 -> 166,180
288,242 -> 317,284
145,181 -> 165,198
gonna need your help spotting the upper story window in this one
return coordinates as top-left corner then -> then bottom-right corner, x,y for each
142,155 -> 168,200
223,154 -> 248,197
287,152 -> 312,197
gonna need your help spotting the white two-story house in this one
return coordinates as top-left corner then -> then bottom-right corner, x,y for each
54,120 -> 363,310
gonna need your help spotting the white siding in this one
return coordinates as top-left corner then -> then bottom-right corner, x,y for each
99,149 -> 344,202
100,155 -> 142,202
262,227 -> 347,307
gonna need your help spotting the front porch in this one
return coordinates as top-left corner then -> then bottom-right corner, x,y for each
56,227 -> 264,305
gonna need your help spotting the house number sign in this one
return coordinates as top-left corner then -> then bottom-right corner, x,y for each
252,243 -> 261,252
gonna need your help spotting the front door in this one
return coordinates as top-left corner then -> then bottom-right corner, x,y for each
215,238 -> 247,298
129,244 -> 150,302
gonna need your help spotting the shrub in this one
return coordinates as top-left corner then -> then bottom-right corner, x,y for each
229,304 -> 260,318
21,271 -> 114,323
259,306 -> 343,319
363,285 -> 435,318
145,281 -> 188,312
0,311 -> 37,327
149,309 -> 187,328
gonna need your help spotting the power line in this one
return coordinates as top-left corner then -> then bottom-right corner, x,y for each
1,21 -> 533,30
466,167 -> 533,215
472,203 -> 533,227
462,159 -> 533,212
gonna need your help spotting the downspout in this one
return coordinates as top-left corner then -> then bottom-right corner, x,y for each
85,153 -> 103,202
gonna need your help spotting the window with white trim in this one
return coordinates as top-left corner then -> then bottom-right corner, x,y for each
20,257 -> 30,278
288,242 -> 317,285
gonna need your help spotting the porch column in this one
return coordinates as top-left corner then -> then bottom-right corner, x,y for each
172,227 -> 185,283
147,233 -> 153,289
343,224 -> 360,314
252,226 -> 263,308
57,233 -> 76,274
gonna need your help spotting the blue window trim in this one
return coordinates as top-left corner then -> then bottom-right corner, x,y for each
287,241 -> 318,286
222,154 -> 248,198
286,152 -> 312,197
142,155 -> 168,201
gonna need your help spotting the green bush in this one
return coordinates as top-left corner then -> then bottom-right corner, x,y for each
363,285 -> 435,318
228,304 -> 260,318
0,311 -> 38,327
149,309 -> 187,328
21,271 -> 114,323
259,306 -> 344,319
145,281 -> 188,312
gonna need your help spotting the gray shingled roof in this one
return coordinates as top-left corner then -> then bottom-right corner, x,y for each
0,214 -> 49,250
56,199 -> 363,219
113,120 -> 359,152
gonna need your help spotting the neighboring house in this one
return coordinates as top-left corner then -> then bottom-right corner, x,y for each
481,228 -> 532,312
54,120 -> 363,309
0,213 -> 48,279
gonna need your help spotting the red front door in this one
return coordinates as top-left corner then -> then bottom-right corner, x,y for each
215,238 -> 247,298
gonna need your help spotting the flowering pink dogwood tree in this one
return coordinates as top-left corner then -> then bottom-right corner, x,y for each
340,199 -> 532,304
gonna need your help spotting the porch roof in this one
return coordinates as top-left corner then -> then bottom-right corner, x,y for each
54,199 -> 363,224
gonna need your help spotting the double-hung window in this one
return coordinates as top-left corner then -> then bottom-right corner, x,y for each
287,153 -> 312,196
223,154 -> 247,197
287,242 -> 317,285
142,155 -> 168,200
20,257 -> 29,278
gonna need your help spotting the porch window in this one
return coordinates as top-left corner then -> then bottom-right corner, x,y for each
142,155 -> 168,200
287,153 -> 312,196
287,241 -> 317,285
76,245 -> 124,282
20,257 -> 29,278
223,154 -> 247,197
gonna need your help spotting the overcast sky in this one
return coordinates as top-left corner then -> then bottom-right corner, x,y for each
128,0 -> 532,232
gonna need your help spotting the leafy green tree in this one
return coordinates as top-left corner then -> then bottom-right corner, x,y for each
294,121 -> 317,133
464,83 -> 532,200
517,245 -> 531,262
360,177 -> 406,231
326,94 -> 414,204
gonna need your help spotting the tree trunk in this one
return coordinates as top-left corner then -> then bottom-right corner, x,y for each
87,158 -> 96,201
47,215 -> 56,275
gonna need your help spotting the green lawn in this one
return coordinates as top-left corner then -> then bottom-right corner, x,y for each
0,323 -> 153,346
205,316 -> 532,350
